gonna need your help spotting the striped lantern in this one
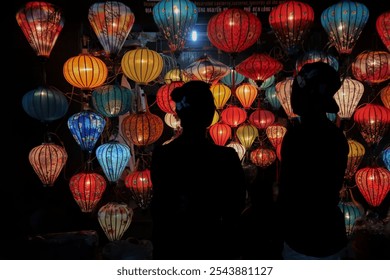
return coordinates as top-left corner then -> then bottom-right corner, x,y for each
250,147 -> 277,168
185,55 -> 230,84
275,77 -> 299,119
249,109 -> 275,130
220,105 -> 247,128
98,202 -> 133,241
208,122 -> 231,146
380,84 -> 390,109
333,77 -> 364,120
345,139 -> 366,180
236,123 -> 259,150
227,141 -> 246,161
156,81 -> 184,114
266,123 -> 287,149
351,51 -> 390,85
376,10 -> 390,52
210,83 -> 232,110
235,83 -> 258,109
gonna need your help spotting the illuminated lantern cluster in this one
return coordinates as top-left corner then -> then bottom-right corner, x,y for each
98,202 -> 133,241
333,77 -> 364,120
269,1 -> 315,55
376,11 -> 390,52
352,51 -> 390,85
124,169 -> 153,209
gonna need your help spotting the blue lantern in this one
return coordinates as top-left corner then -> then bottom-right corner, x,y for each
382,147 -> 390,171
96,140 -> 131,183
153,0 -> 198,57
338,200 -> 364,237
22,86 -> 68,122
265,86 -> 281,111
220,69 -> 245,87
91,84 -> 133,118
321,1 -> 369,55
326,113 -> 337,122
67,110 -> 106,152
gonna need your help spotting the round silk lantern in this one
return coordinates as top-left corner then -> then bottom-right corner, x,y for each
16,1 -> 64,59
236,123 -> 259,149
235,83 -> 258,109
376,11 -> 390,52
22,86 -> 68,122
334,77 -> 364,120
321,1 -> 369,55
210,83 -> 231,110
266,123 -> 287,149
380,84 -> 390,109
164,113 -> 181,130
250,147 -> 277,168
269,1 -> 314,55
265,86 -> 281,111
98,202 -> 133,241
69,171 -> 107,213
352,51 -> 390,85
88,1 -> 135,59
345,139 -> 365,180
209,122 -> 231,146
156,81 -> 184,114
29,142 -> 68,187
124,169 -> 153,209
207,8 -> 262,57
249,109 -> 275,130
220,105 -> 247,127
91,84 -> 133,117
355,166 -> 390,207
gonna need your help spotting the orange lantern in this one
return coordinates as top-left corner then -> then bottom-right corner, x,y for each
249,109 -> 275,130
236,123 -> 259,149
220,105 -> 247,127
353,103 -> 390,146
334,77 -> 364,120
269,1 -> 314,55
380,84 -> 390,109
209,122 -> 231,146
121,111 -> 164,146
250,147 -> 277,168
29,142 -> 68,187
355,166 -> 390,207
124,169 -> 153,209
266,123 -> 287,149
156,81 -> 184,114
69,171 -> 106,213
345,139 -> 365,180
376,11 -> 390,52
98,202 -> 133,241
351,51 -> 390,85
210,83 -> 231,110
235,83 -> 258,109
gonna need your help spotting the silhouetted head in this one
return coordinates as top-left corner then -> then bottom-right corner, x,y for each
171,80 -> 216,130
291,61 -> 341,116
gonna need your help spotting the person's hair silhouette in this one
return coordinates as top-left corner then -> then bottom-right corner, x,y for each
150,80 -> 246,260
277,62 -> 349,259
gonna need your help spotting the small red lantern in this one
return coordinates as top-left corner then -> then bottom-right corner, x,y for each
207,8 -> 262,56
124,169 -> 153,209
250,147 -> 277,168
69,172 -> 107,213
209,122 -> 232,146
156,81 -> 184,114
235,83 -> 258,109
376,11 -> 390,52
220,105 -> 247,127
355,166 -> 390,207
249,109 -> 275,130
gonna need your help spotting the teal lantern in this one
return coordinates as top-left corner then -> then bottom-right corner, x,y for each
221,68 -> 245,87
321,1 -> 369,55
265,86 -> 281,111
96,140 -> 131,183
153,0 -> 198,57
338,200 -> 364,237
91,84 -> 133,117
22,86 -> 68,122
67,110 -> 106,153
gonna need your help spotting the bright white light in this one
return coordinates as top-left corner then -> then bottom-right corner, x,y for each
191,30 -> 197,41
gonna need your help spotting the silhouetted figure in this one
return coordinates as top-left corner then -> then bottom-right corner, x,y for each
150,81 -> 246,260
277,62 -> 349,259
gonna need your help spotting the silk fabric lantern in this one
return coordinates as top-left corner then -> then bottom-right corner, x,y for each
355,166 -> 390,207
269,1 -> 314,55
96,141 -> 131,183
345,139 -> 366,180
333,77 -> 364,120
275,77 -> 299,119
69,171 -> 107,213
235,83 -> 258,109
236,123 -> 259,149
209,122 -> 231,146
321,1 -> 369,55
266,123 -> 287,149
124,169 -> 153,209
207,8 -> 262,57
88,1 -> 135,59
220,105 -> 247,128
227,141 -> 246,161
164,113 -> 181,130
352,51 -> 390,85
29,142 -> 68,187
16,1 -> 64,59
376,11 -> 390,52
98,202 -> 133,241
249,109 -> 275,130
153,0 -> 198,57
185,55 -> 230,84
210,83 -> 231,110
380,84 -> 390,109
164,68 -> 190,84
265,86 -> 281,111
221,69 -> 245,87
338,200 -> 364,237
22,85 -> 68,123
250,147 -> 277,168
156,81 -> 184,114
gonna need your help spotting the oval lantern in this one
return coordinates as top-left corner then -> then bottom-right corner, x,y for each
29,142 -> 68,187
67,110 -> 106,153
156,81 -> 184,114
351,51 -> 390,85
236,123 -> 259,149
220,105 -> 247,127
266,123 -> 287,149
124,169 -> 153,209
63,53 -> 108,91
185,54 -> 230,84
88,1 -> 135,59
355,166 -> 390,207
153,0 -> 198,57
269,1 -> 314,55
210,83 -> 231,110
207,8 -> 262,56
91,84 -> 133,117
22,86 -> 68,122
380,84 -> 390,109
96,141 -> 131,183
321,1 -> 369,55
121,47 -> 163,85
353,103 -> 390,146
376,11 -> 390,52
209,122 -> 231,146
98,202 -> 133,241
334,77 -> 364,120
345,139 -> 366,180
249,109 -> 275,130
235,83 -> 258,109
121,111 -> 164,146
16,1 -> 64,59
250,147 -> 277,168
69,171 -> 107,213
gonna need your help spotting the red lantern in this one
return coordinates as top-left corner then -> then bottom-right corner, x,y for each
355,166 -> 390,207
235,53 -> 283,85
351,51 -> 390,85
69,172 -> 106,213
124,169 -> 152,209
376,11 -> 390,52
209,122 -> 231,146
207,8 -> 262,56
156,81 -> 184,114
121,111 -> 164,146
220,105 -> 247,127
269,1 -> 314,55
250,147 -> 277,168
265,123 -> 287,149
235,83 -> 258,109
353,103 -> 390,146
249,109 -> 275,130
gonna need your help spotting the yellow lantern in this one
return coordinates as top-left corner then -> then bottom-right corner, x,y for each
63,52 -> 108,91
345,139 -> 365,180
121,47 -> 163,85
164,68 -> 190,84
210,83 -> 231,109
236,123 -> 259,149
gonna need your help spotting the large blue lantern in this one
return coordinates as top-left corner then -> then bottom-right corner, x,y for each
96,140 -> 131,183
22,86 -> 68,122
153,0 -> 198,57
67,110 -> 106,153
321,1 -> 369,55
91,84 -> 133,118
